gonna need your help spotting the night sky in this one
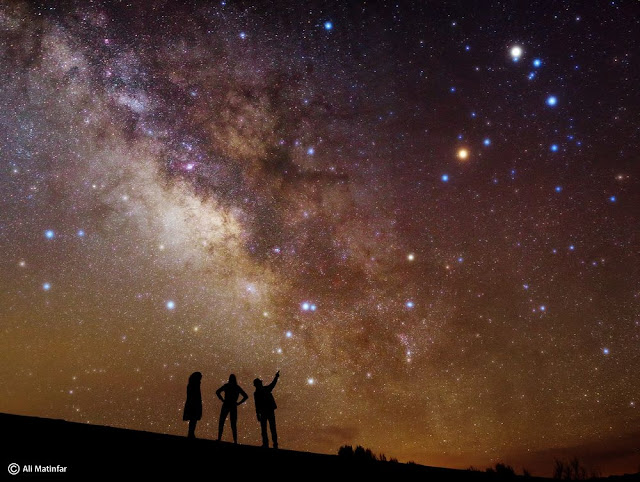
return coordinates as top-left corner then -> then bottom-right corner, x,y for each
1,0 -> 639,476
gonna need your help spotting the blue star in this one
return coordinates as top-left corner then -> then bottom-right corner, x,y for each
483,138 -> 491,146
450,87 -> 456,93
457,257 -> 464,263
45,230 -> 55,239
307,147 -> 315,155
301,302 -> 310,311
465,45 -> 470,51
43,282 -> 51,291
546,95 -> 558,107
77,230 -> 85,237
609,195 -> 617,202
523,284 -> 529,290
239,32 -> 246,39
405,301 -> 415,309
323,21 -> 333,31
533,58 -> 542,68
528,72 -> 536,80
441,174 -> 449,182
539,305 -> 546,312
166,300 -> 176,310
550,144 -> 559,152
555,186 -> 563,192
603,347 -> 610,355
569,245 -> 575,251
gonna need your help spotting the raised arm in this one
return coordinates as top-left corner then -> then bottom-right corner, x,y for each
265,371 -> 280,391
215,385 -> 225,402
237,387 -> 249,405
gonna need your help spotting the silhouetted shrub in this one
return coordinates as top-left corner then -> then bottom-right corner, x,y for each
353,445 -> 376,461
553,457 -> 599,480
338,445 -> 354,458
496,463 -> 516,477
337,445 -> 397,463
486,463 -> 516,478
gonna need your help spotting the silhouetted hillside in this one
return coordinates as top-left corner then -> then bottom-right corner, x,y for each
1,413 -> 638,480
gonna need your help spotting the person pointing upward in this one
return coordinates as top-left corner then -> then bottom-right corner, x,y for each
253,370 -> 280,449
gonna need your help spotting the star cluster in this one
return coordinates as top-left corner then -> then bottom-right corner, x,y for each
1,1 -> 639,476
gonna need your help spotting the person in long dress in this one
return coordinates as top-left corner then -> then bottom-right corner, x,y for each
183,372 -> 202,439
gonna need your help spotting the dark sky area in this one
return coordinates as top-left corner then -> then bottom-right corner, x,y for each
1,0 -> 639,476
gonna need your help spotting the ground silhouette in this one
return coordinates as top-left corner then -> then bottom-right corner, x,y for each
3,413 -> 639,480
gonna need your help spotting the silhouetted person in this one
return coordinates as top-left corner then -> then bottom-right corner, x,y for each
216,374 -> 248,443
253,370 -> 279,448
183,372 -> 202,439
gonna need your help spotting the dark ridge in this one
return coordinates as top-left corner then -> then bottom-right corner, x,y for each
2,412 -> 637,480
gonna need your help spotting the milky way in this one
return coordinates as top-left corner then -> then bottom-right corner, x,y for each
1,1 -> 639,475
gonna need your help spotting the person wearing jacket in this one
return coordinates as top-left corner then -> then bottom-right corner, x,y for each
253,370 -> 280,449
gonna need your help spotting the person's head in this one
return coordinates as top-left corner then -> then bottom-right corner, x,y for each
189,372 -> 202,385
229,374 -> 237,385
253,378 -> 262,388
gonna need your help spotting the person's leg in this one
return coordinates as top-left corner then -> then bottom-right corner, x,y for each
230,406 -> 238,444
268,412 -> 278,448
188,419 -> 197,439
218,405 -> 229,441
260,414 -> 269,447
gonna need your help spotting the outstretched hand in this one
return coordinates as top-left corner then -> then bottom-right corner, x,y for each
275,370 -> 280,377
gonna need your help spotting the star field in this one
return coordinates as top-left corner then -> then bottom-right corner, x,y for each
1,1 -> 639,476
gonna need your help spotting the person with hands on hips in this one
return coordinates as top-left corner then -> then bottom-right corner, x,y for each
216,374 -> 248,444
